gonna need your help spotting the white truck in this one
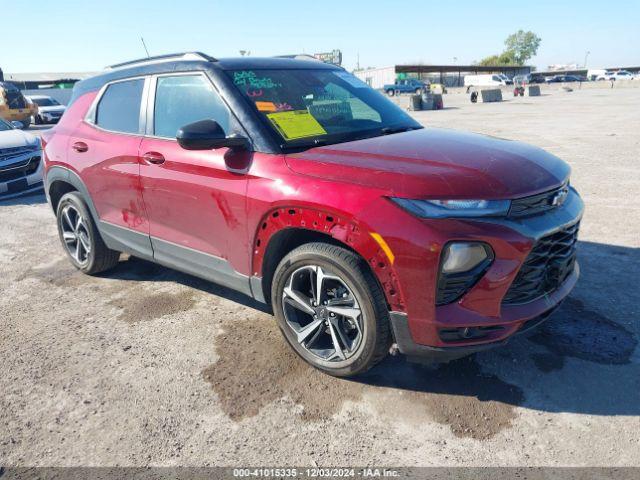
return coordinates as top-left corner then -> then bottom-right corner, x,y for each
463,74 -> 508,87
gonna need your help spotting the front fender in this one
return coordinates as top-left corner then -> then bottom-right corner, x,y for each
251,205 -> 406,312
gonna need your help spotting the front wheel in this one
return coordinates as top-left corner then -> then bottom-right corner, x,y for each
271,243 -> 391,377
56,192 -> 120,274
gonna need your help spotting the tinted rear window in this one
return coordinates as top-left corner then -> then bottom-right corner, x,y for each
96,79 -> 144,134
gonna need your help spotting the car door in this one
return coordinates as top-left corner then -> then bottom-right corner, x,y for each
138,72 -> 251,292
67,76 -> 152,257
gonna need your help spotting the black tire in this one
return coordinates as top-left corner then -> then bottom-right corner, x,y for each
20,118 -> 31,129
386,89 -> 395,97
271,242 -> 391,377
33,115 -> 41,125
415,88 -> 422,94
56,191 -> 120,275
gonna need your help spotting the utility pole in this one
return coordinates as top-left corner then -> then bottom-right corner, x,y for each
584,51 -> 590,68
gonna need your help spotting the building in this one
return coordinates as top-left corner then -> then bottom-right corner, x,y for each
354,64 -> 532,89
1,71 -> 99,90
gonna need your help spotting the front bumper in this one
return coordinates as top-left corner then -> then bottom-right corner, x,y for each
0,150 -> 44,200
384,187 -> 584,360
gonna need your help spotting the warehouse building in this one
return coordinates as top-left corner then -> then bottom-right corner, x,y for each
354,64 -> 533,89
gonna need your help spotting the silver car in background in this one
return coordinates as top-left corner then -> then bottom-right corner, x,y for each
0,118 -> 43,200
27,95 -> 66,124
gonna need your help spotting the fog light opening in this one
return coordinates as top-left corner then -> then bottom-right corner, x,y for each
441,242 -> 489,274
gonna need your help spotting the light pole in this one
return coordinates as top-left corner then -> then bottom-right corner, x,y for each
584,51 -> 590,68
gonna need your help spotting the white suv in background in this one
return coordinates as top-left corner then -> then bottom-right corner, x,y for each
27,95 -> 67,124
0,118 -> 43,200
597,70 -> 635,81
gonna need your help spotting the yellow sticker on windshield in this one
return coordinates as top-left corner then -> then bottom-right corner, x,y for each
266,110 -> 327,140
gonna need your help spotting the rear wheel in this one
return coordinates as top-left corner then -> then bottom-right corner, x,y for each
56,192 -> 120,274
386,89 -> 395,96
271,243 -> 391,377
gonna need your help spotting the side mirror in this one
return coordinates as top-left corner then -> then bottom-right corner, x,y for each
176,119 -> 248,151
11,121 -> 24,129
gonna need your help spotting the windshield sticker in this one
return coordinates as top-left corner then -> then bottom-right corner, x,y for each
266,110 -> 327,140
255,101 -> 277,112
335,71 -> 369,89
234,71 -> 282,89
247,88 -> 264,98
275,102 -> 293,111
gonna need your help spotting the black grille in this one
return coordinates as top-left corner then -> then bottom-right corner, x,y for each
0,156 -> 41,182
0,146 -> 37,157
503,222 -> 580,305
509,183 -> 569,218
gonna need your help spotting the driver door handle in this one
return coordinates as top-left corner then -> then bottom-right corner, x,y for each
142,151 -> 165,165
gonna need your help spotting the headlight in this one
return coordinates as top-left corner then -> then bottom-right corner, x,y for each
391,198 -> 510,218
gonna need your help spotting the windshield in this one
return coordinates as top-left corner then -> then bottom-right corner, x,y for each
32,97 -> 60,107
228,68 -> 422,149
0,118 -> 13,131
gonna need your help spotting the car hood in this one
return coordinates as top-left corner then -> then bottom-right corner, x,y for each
0,129 -> 39,150
37,105 -> 66,113
285,128 -> 570,199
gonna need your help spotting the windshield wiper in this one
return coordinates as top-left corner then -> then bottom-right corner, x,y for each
380,125 -> 419,135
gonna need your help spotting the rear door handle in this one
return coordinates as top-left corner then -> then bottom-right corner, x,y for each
141,151 -> 165,165
72,141 -> 88,153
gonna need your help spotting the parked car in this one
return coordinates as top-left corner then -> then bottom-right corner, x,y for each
496,74 -> 513,85
0,117 -> 43,199
28,95 -> 66,124
42,53 -> 583,377
384,78 -> 427,96
597,70 -> 635,81
463,74 -> 507,87
513,74 -> 546,85
0,81 -> 38,129
546,75 -> 585,83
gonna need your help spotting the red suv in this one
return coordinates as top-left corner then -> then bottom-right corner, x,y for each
42,53 -> 583,377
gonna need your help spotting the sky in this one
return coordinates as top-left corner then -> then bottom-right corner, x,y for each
3,0 -> 639,74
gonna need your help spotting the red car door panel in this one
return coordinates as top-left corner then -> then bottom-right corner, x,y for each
69,123 -> 147,231
139,138 -> 250,281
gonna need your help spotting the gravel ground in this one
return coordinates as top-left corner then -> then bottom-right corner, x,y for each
1,86 -> 639,467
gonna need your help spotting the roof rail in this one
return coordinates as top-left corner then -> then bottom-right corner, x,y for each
106,52 -> 217,70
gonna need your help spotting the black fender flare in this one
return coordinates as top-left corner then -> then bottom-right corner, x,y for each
45,166 -> 100,222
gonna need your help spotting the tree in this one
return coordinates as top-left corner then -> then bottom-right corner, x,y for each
478,51 -> 517,66
504,30 -> 541,65
476,30 -> 541,66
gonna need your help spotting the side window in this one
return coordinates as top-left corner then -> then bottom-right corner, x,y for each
96,79 -> 144,134
153,74 -> 230,139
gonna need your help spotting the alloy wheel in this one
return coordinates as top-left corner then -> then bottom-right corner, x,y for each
282,265 -> 364,362
60,205 -> 91,265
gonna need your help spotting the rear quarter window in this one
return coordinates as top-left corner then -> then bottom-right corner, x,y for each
96,79 -> 144,134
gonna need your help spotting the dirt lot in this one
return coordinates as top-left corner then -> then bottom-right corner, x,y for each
1,87 -> 639,467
